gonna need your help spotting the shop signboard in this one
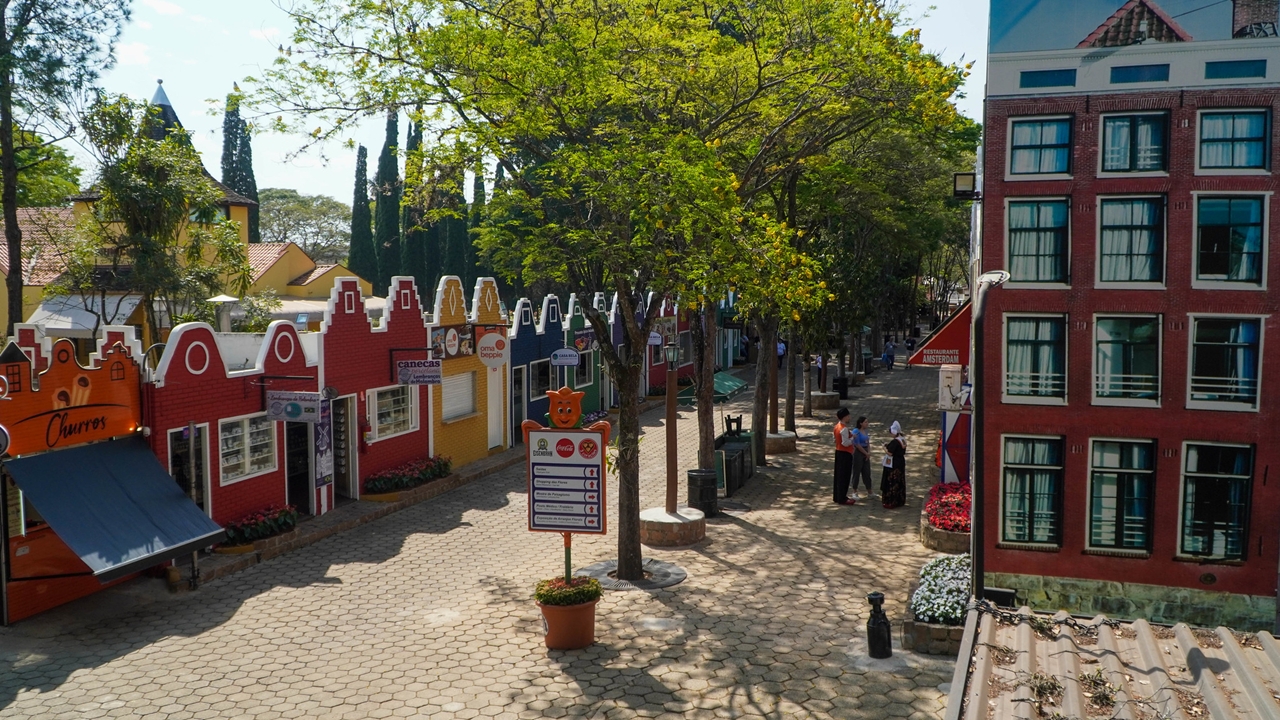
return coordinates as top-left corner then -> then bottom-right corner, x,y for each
527,429 -> 606,534
266,391 -> 321,423
550,348 -> 580,367
476,328 -> 509,369
430,325 -> 475,359
397,359 -> 442,385
570,328 -> 596,352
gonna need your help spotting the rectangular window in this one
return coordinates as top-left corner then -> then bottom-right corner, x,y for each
1002,437 -> 1063,545
1090,440 -> 1154,550
1020,69 -> 1077,89
442,371 -> 477,420
219,414 -> 275,484
1010,119 -> 1071,175
530,359 -> 551,398
4,365 -> 20,393
1006,316 -> 1066,398
1190,318 -> 1261,407
679,331 -> 693,366
1099,199 -> 1163,282
1110,64 -> 1170,84
1102,115 -> 1167,172
575,350 -> 593,387
1196,197 -> 1264,284
1200,111 -> 1268,169
373,385 -> 416,438
1181,444 -> 1252,560
1008,201 -> 1069,283
1095,317 -> 1159,400
1205,60 -> 1267,79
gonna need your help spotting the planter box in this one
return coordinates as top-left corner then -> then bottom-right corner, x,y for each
902,579 -> 964,655
919,508 -> 970,554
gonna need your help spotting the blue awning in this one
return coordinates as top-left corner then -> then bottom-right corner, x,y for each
5,436 -> 225,583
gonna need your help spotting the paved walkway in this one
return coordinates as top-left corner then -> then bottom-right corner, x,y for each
0,365 -> 952,720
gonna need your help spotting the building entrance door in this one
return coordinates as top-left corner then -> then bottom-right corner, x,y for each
511,366 -> 525,444
331,396 -> 357,499
285,422 -> 312,514
168,425 -> 209,516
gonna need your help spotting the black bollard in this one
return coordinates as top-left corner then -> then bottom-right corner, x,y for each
866,592 -> 892,659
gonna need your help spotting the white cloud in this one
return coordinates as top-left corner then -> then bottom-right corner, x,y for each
250,27 -> 281,40
137,20 -> 153,30
117,42 -> 151,66
189,14 -> 209,23
141,0 -> 183,15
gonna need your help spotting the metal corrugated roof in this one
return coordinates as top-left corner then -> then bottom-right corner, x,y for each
947,602 -> 1280,720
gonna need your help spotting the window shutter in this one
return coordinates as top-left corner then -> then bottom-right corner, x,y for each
442,372 -> 476,420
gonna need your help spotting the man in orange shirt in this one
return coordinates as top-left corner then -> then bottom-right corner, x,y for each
833,408 -> 856,505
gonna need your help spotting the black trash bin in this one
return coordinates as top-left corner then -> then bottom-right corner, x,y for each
687,469 -> 718,517
832,376 -> 849,399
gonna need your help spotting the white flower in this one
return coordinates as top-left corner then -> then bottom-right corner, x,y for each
910,554 -> 970,625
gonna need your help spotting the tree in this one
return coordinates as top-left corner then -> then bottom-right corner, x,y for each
3,128 -> 81,206
220,89 -> 261,242
372,110 -> 400,292
400,119 -> 428,294
437,164 -> 467,284
1,0 -> 130,335
258,188 -> 351,264
346,145 -> 376,282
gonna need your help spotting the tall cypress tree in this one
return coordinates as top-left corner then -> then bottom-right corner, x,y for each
423,170 -> 443,299
372,110 -> 401,292
440,165 -> 468,285
466,165 -> 485,290
347,145 -> 377,284
220,88 -> 260,242
400,119 -> 428,297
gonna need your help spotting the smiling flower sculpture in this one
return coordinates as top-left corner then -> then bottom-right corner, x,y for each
547,386 -> 585,428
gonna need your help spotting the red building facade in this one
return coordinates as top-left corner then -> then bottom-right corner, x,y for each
979,1 -> 1280,629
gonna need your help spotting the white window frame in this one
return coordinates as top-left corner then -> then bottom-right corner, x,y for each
1189,191 -> 1271,292
367,384 -> 419,441
1185,313 -> 1267,413
1094,195 -> 1167,289
1005,115 -> 1074,182
1091,314 -> 1161,408
1002,313 -> 1068,406
1194,108 -> 1272,177
1096,111 -> 1171,178
1177,441 -> 1254,562
574,349 -> 594,389
1084,437 -> 1156,555
998,433 -> 1065,549
441,371 -> 477,422
218,412 -> 277,485
1004,196 -> 1072,289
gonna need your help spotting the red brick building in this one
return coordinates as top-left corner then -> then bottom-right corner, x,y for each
978,0 -> 1280,628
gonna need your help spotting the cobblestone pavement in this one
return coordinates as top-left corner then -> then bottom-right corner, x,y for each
0,365 -> 953,720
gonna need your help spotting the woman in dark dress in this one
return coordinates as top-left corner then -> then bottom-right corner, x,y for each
881,420 -> 907,508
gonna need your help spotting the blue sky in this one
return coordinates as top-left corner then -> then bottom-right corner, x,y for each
69,0 -> 989,203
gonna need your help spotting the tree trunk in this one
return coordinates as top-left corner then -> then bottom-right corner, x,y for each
802,354 -> 812,418
1,71 -> 22,338
613,362 -> 644,580
751,316 -> 777,467
784,327 -> 797,432
850,330 -> 860,384
768,331 -> 779,434
694,299 -> 716,469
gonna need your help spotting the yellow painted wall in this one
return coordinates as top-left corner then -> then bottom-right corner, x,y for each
285,266 -> 372,299
250,243 -> 315,295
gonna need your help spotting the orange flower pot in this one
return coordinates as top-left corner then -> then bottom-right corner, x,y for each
536,599 -> 598,650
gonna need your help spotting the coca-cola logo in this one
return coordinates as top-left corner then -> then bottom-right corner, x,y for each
556,438 -> 575,458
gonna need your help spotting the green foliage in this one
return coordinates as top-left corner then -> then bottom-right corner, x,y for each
5,129 -> 82,206
400,118 -> 429,294
347,145 -> 376,282
258,187 -> 352,264
534,577 -> 603,606
372,111 -> 401,292
222,505 -> 300,546
220,91 -> 260,242
233,289 -> 283,332
363,456 -> 452,495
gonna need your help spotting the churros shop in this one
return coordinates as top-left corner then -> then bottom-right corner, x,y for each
1,335 -> 224,624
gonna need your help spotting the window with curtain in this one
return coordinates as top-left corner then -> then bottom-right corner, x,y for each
1190,318 -> 1260,407
1008,201 -> 1069,283
1181,444 -> 1252,560
1196,197 -> 1264,284
1200,111 -> 1268,169
1099,199 -> 1163,282
1089,440 -> 1154,550
1094,317 -> 1159,400
1003,437 -> 1063,544
1103,115 -> 1167,172
1010,119 -> 1071,174
1006,316 -> 1066,398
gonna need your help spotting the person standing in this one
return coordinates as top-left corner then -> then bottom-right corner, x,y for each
881,420 -> 907,508
777,338 -> 786,369
903,336 -> 916,371
884,338 -> 896,370
832,408 -> 856,505
815,353 -> 826,392
850,415 -> 873,500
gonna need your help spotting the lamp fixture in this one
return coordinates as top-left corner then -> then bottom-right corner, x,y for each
953,172 -> 980,200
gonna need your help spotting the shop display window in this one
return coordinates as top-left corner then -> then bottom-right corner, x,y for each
220,414 -> 276,484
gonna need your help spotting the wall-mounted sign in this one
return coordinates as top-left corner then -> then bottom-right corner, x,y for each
266,391 -> 321,423
571,328 -> 597,352
397,359 -> 442,385
550,348 -> 581,367
0,339 -> 142,456
527,429 -> 606,534
648,332 -> 663,346
477,331 -> 509,368
431,325 -> 475,359
314,399 -> 334,487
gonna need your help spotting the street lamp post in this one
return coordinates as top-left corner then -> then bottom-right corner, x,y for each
971,269 -> 1009,603
664,339 -> 679,513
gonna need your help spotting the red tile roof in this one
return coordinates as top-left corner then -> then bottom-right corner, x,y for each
247,242 -> 292,283
288,264 -> 338,286
1077,0 -> 1192,48
0,207 -> 77,285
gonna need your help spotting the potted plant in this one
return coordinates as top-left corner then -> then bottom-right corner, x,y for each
534,576 -> 603,650
903,553 -> 971,655
920,482 -> 971,553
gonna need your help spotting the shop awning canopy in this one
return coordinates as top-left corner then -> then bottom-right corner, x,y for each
5,436 -> 225,583
908,302 -> 971,366
677,371 -> 748,405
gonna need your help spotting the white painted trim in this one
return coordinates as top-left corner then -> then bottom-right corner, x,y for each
1193,108 -> 1273,176
366,383 -> 421,442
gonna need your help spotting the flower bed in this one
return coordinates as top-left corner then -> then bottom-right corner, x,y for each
903,554 -> 971,656
222,505 -> 299,547
364,456 -> 452,495
925,482 -> 970,532
582,410 -> 609,425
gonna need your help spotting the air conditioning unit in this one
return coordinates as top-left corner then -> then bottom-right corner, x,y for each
939,365 -> 967,411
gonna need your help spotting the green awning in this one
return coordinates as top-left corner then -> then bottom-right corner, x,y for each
677,372 -> 748,406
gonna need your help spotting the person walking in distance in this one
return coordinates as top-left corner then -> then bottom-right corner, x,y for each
850,415 -> 873,500
832,408 -> 856,505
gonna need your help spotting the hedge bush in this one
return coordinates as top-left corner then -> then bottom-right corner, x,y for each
535,576 -> 603,606
223,505 -> 299,546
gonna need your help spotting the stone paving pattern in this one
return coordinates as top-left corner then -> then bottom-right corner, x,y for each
0,365 -> 953,719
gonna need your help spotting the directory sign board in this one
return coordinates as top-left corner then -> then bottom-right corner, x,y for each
527,429 -> 606,534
